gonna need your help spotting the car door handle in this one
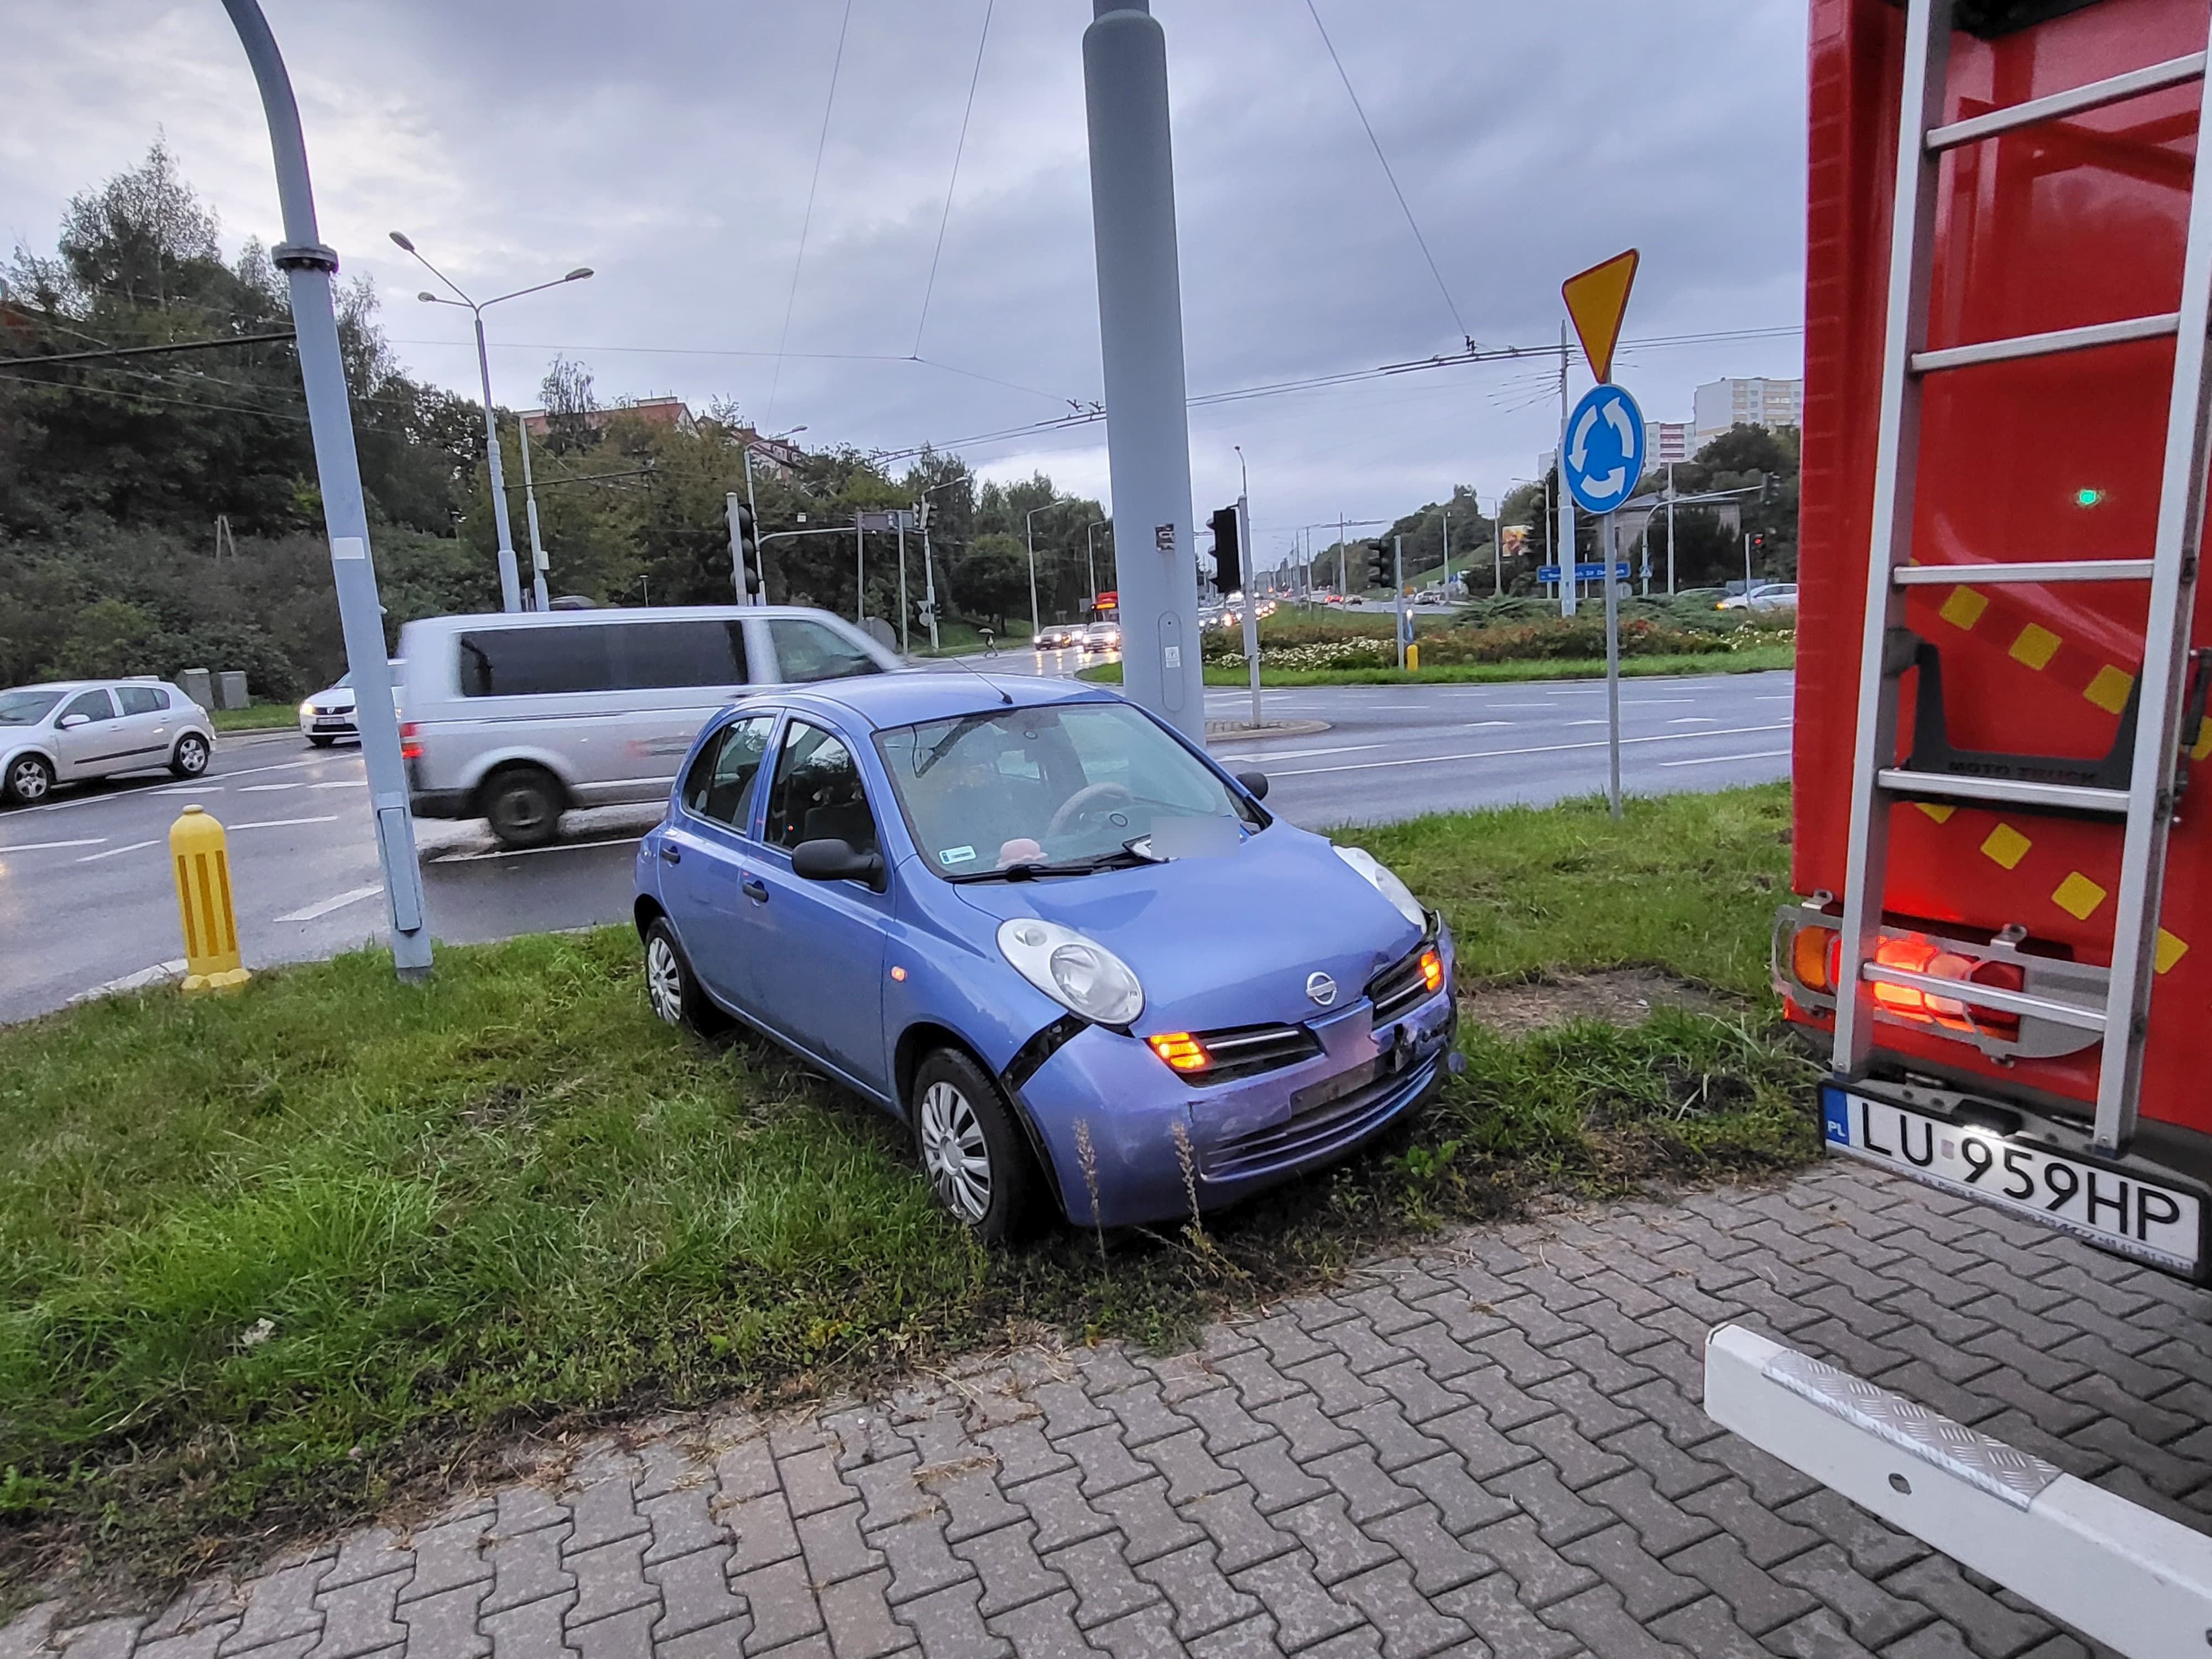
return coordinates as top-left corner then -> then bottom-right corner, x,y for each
741,876 -> 768,902
659,842 -> 682,864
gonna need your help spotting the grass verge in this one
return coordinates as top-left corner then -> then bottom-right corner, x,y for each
1078,645 -> 1795,687
208,704 -> 301,732
0,784 -> 1811,1606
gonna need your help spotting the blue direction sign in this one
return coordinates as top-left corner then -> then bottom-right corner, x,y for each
1537,563 -> 1630,583
1562,383 -> 1645,515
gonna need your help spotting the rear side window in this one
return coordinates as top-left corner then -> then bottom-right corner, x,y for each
458,622 -> 747,696
116,686 -> 169,715
768,619 -> 882,684
681,714 -> 776,830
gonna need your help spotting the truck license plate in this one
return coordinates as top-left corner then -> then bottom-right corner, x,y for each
1822,1086 -> 2202,1276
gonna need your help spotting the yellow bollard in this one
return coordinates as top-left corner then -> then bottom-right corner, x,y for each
1406,643 -> 1420,673
171,806 -> 251,994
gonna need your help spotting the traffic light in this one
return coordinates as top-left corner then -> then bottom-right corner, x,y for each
1366,541 -> 1393,592
732,499 -> 760,594
1208,506 -> 1240,594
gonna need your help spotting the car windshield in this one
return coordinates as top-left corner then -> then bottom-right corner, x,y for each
876,701 -> 1260,879
0,689 -> 65,726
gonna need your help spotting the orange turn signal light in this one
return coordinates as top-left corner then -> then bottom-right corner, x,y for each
1419,948 -> 1444,993
1147,1032 -> 1211,1073
1791,925 -> 1836,993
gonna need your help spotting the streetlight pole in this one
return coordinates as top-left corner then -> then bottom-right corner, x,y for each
738,425 -> 805,604
1085,518 -> 1109,611
391,235 -> 592,613
222,0 -> 430,980
1234,446 -> 1260,728
1024,503 -> 1052,642
516,412 -> 549,611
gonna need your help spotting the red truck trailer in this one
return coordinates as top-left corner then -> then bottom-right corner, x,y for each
1776,0 -> 2212,1281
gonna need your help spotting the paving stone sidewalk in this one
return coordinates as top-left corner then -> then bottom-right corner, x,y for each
8,1159 -> 2209,1659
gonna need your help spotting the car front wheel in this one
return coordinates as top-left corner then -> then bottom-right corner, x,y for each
910,1048 -> 1042,1243
170,732 -> 211,778
3,753 -> 54,805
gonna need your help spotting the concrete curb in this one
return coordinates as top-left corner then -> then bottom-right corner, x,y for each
1203,718 -> 1331,744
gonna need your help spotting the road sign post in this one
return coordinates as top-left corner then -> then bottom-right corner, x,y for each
1603,514 -> 1623,820
1562,373 -> 1644,828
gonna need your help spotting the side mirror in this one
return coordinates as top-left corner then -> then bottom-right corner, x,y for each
791,837 -> 886,890
1235,770 -> 1270,801
58,713 -> 90,729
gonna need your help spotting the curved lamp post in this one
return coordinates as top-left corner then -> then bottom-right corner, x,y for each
219,0 -> 431,979
390,234 -> 592,612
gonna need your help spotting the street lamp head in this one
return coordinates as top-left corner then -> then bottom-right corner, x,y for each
565,267 -> 593,282
416,291 -> 439,304
389,231 -> 416,253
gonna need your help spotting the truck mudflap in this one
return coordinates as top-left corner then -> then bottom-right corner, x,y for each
1705,1325 -> 2212,1659
1819,1074 -> 2209,1281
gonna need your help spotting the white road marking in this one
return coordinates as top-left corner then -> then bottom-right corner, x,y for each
276,884 -> 383,924
1233,744 -> 1383,762
1756,695 -> 1794,701
219,757 -> 338,781
312,780 -> 367,789
1660,748 -> 1792,767
0,837 -> 106,853
229,815 -> 341,831
76,838 -> 161,862
1669,717 -> 1720,725
1567,720 -> 1606,727
1624,698 -> 1695,705
1271,723 -> 1792,778
239,782 -> 304,792
427,834 -> 645,863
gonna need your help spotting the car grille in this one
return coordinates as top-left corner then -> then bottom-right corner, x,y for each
1201,1056 -> 1432,1182
1190,1021 -> 1322,1084
1367,941 -> 1438,1025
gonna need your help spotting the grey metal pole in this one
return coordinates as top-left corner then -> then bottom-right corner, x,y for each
1394,534 -> 1406,669
518,411 -> 549,611
1083,0 -> 1202,735
1493,491 -> 1503,597
726,492 -> 747,604
473,311 -> 523,613
1439,506 -> 1449,595
1744,529 -> 1754,596
1024,505 -> 1045,643
897,513 -> 910,654
221,0 -> 430,980
1557,325 -> 1577,618
856,516 -> 865,625
1604,514 -> 1622,819
1338,514 -> 1345,597
1239,493 -> 1261,727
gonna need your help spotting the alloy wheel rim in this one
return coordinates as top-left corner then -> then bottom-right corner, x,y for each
179,738 -> 207,773
645,937 -> 684,1023
919,1080 -> 992,1223
11,761 -> 46,799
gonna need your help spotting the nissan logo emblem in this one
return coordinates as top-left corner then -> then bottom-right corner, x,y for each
1306,971 -> 1338,1007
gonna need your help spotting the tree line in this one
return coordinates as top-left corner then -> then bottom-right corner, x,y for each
0,147 -> 1112,700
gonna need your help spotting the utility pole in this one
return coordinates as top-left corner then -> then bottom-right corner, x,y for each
518,413 -> 550,611
1744,529 -> 1754,597
1557,323 -> 1577,618
1493,491 -> 1504,597
1667,460 -> 1678,596
1082,0 -> 1202,735
856,515 -> 866,625
1024,503 -> 1051,641
1439,505 -> 1449,595
223,0 -> 430,980
920,498 -> 941,653
1338,513 -> 1346,597
896,512 -> 910,654
1393,534 -> 1407,669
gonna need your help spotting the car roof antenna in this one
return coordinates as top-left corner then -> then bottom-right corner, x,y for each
937,651 -> 1014,705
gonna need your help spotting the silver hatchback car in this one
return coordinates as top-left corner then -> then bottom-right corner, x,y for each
0,679 -> 216,805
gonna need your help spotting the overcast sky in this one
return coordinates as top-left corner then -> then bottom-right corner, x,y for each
2,1 -> 1807,566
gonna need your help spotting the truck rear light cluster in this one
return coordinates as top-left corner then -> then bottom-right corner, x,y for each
1773,906 -> 2104,1061
399,721 -> 421,760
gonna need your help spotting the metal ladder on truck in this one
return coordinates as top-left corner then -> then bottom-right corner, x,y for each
1833,0 -> 2212,1157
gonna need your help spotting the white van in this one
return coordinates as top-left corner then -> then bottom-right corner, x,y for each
397,605 -> 902,848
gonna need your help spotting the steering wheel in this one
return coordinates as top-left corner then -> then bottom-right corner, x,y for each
1045,781 -> 1134,841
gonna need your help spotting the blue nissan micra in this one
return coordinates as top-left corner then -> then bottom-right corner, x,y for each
634,672 -> 1457,1239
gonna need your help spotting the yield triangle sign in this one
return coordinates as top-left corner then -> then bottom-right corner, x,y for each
1561,249 -> 1640,384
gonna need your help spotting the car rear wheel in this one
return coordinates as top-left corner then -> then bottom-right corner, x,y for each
643,916 -> 727,1035
481,764 -> 562,849
910,1048 -> 1042,1243
3,754 -> 54,805
170,733 -> 211,778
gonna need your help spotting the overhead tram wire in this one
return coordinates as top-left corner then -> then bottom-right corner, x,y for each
765,0 -> 856,427
914,0 -> 994,359
1304,0 -> 1470,349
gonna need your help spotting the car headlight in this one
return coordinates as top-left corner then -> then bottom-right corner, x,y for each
997,918 -> 1144,1026
1333,845 -> 1427,928
300,701 -> 316,716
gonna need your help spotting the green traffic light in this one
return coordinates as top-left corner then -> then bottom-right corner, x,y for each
2074,487 -> 2105,507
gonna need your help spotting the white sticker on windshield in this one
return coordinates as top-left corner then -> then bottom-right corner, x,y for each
939,845 -> 978,866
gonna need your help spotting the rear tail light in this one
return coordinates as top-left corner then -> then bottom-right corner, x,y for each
399,721 -> 421,761
1788,926 -> 2025,1043
1790,925 -> 1837,994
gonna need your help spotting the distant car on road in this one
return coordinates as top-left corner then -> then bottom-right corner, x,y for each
1081,622 -> 1123,653
1033,624 -> 1082,650
298,662 -> 403,747
398,604 -> 903,849
1717,582 -> 1797,612
632,672 -> 1454,1239
0,678 -> 213,806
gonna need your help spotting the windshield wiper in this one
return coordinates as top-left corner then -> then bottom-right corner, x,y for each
945,847 -> 1151,883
